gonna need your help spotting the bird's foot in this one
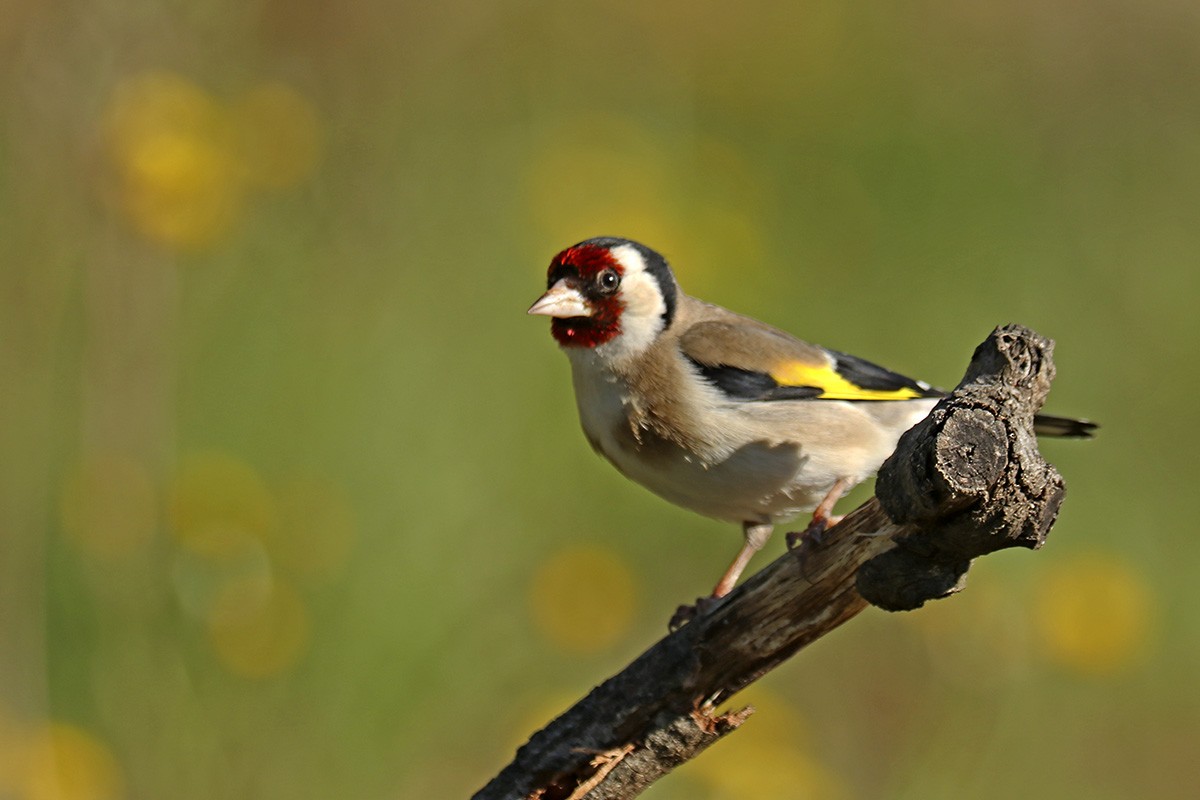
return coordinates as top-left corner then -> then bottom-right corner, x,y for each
668,595 -> 723,631
785,514 -> 844,581
785,513 -> 843,550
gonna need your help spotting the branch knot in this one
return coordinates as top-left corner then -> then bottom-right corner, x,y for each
860,325 -> 1066,611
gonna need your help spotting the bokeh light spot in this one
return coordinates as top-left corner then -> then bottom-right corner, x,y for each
60,454 -> 157,559
103,71 -> 242,249
167,451 -> 277,560
523,115 -> 683,248
22,722 -> 124,800
171,534 -> 273,623
692,689 -> 847,800
207,576 -> 310,679
105,72 -> 227,165
120,131 -> 241,248
528,544 -> 636,654
1033,552 -> 1155,675
232,82 -> 323,189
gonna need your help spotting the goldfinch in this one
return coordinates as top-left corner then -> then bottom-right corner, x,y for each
529,237 -> 1095,606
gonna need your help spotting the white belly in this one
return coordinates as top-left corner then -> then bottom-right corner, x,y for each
567,352 -> 862,525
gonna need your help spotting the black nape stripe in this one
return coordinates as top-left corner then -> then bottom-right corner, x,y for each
579,237 -> 679,330
688,358 -> 822,402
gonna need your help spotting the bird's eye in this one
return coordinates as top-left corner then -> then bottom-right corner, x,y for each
596,268 -> 621,294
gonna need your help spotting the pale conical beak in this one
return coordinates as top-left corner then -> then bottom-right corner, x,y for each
527,279 -> 590,318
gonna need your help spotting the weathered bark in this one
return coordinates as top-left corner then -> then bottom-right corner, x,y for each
474,325 -> 1074,800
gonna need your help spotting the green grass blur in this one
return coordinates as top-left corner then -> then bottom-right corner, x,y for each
1,2 -> 1196,798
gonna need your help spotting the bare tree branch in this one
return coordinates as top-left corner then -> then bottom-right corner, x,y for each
474,324 -> 1074,800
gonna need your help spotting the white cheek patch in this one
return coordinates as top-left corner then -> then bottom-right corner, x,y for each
610,243 -> 648,275
601,244 -> 668,362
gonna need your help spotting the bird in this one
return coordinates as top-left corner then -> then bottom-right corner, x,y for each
528,236 -> 1095,621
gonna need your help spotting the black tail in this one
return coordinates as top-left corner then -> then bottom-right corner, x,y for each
1034,414 -> 1098,438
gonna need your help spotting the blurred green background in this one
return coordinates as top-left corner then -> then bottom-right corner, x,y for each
1,1 -> 1196,798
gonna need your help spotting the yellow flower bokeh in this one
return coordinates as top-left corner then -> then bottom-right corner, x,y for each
166,452 -> 354,679
171,531 -> 273,623
102,70 -> 321,250
167,451 -> 277,560
522,119 -> 772,298
21,723 -> 124,800
104,71 -> 242,250
691,688 -> 848,800
527,544 -> 637,654
1032,552 -> 1155,676
207,575 -> 310,679
523,114 -> 685,251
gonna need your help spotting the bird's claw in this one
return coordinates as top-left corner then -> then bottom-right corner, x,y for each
786,514 -> 844,581
668,595 -> 721,631
786,513 -> 837,550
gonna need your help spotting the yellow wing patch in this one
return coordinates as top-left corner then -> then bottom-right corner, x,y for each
770,361 -> 925,401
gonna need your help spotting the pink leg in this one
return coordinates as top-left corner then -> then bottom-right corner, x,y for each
712,521 -> 774,598
670,521 -> 773,630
